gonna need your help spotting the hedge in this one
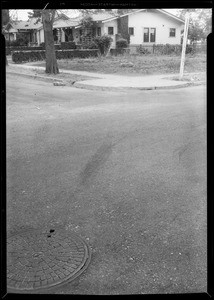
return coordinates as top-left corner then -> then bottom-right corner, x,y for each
12,49 -> 99,63
6,46 -> 44,55
110,48 -> 130,56
61,42 -> 76,49
6,42 -> 75,55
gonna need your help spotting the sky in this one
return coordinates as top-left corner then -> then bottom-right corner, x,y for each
11,9 -> 180,21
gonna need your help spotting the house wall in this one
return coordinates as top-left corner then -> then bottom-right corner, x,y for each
73,28 -> 82,44
128,10 -> 184,45
102,19 -> 118,48
7,28 -> 18,41
37,28 -> 44,44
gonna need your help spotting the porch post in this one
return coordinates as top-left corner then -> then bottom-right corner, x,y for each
61,28 -> 65,42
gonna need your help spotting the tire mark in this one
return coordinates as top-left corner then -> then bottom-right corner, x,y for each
77,141 -> 114,188
173,142 -> 191,163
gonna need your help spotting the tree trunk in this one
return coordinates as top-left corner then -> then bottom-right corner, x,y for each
42,9 -> 59,74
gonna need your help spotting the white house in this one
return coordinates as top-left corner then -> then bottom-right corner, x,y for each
128,9 -> 184,45
92,9 -> 185,49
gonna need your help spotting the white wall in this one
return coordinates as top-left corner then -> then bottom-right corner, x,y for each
38,28 -> 44,43
128,9 -> 184,45
102,19 -> 118,48
73,28 -> 81,43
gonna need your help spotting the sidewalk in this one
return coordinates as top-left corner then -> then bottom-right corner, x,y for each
6,62 -> 205,91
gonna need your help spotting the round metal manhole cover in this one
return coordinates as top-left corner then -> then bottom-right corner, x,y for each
7,227 -> 91,292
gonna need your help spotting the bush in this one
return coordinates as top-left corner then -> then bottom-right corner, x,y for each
94,35 -> 113,55
10,33 -> 29,46
40,42 -> 45,49
12,49 -> 99,63
116,38 -> 128,49
137,45 -> 150,54
153,44 -> 195,55
186,44 -> 196,54
110,48 -> 130,56
12,50 -> 46,63
82,40 -> 98,49
6,46 -> 44,55
61,41 -> 76,49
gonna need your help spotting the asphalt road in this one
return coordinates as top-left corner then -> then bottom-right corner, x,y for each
6,73 -> 207,294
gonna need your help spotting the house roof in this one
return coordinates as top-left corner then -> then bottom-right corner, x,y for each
91,12 -> 119,22
101,9 -> 185,23
53,17 -> 81,29
4,18 -> 42,32
75,9 -> 184,28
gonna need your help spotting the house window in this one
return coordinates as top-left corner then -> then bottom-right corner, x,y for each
97,27 -> 101,36
150,28 -> 156,42
143,28 -> 149,42
108,27 -> 114,35
144,27 -> 156,43
169,28 -> 176,37
129,27 -> 134,35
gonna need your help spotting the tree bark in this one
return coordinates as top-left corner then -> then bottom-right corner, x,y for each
42,9 -> 59,74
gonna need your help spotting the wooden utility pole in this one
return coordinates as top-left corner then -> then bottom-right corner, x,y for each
179,13 -> 189,79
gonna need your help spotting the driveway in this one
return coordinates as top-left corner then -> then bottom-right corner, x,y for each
6,73 -> 207,294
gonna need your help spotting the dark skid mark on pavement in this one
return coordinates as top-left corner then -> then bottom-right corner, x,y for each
75,131 -> 142,190
173,142 -> 191,163
77,141 -> 113,188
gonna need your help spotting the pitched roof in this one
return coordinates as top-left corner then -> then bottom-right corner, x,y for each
91,12 -> 119,22
101,9 -> 185,23
53,17 -> 82,29
5,18 -> 42,31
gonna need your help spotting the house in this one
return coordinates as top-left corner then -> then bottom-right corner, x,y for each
78,9 -> 185,49
4,9 -> 185,49
3,18 -> 42,45
36,13 -> 82,45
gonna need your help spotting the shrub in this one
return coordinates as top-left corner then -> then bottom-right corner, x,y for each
116,38 -> 128,49
12,50 -> 46,63
110,48 -> 130,56
12,49 -> 99,63
56,49 -> 98,59
6,46 -> 44,55
153,44 -> 195,55
82,40 -> 98,49
137,45 -> 150,54
40,42 -> 45,49
11,33 -> 29,46
186,44 -> 196,54
94,35 -> 113,55
61,41 -> 76,49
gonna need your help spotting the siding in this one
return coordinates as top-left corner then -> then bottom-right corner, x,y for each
128,9 -> 183,45
102,19 -> 118,48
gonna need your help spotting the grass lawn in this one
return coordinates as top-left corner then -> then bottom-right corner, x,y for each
30,53 -> 206,76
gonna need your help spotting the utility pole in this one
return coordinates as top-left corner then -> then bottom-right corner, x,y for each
179,13 -> 189,80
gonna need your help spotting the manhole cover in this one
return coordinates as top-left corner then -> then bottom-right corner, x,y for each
7,227 -> 91,292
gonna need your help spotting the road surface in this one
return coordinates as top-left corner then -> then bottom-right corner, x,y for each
6,73 -> 207,294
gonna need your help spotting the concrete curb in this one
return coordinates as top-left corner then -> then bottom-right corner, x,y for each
7,70 -> 205,91
73,81 -> 194,91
